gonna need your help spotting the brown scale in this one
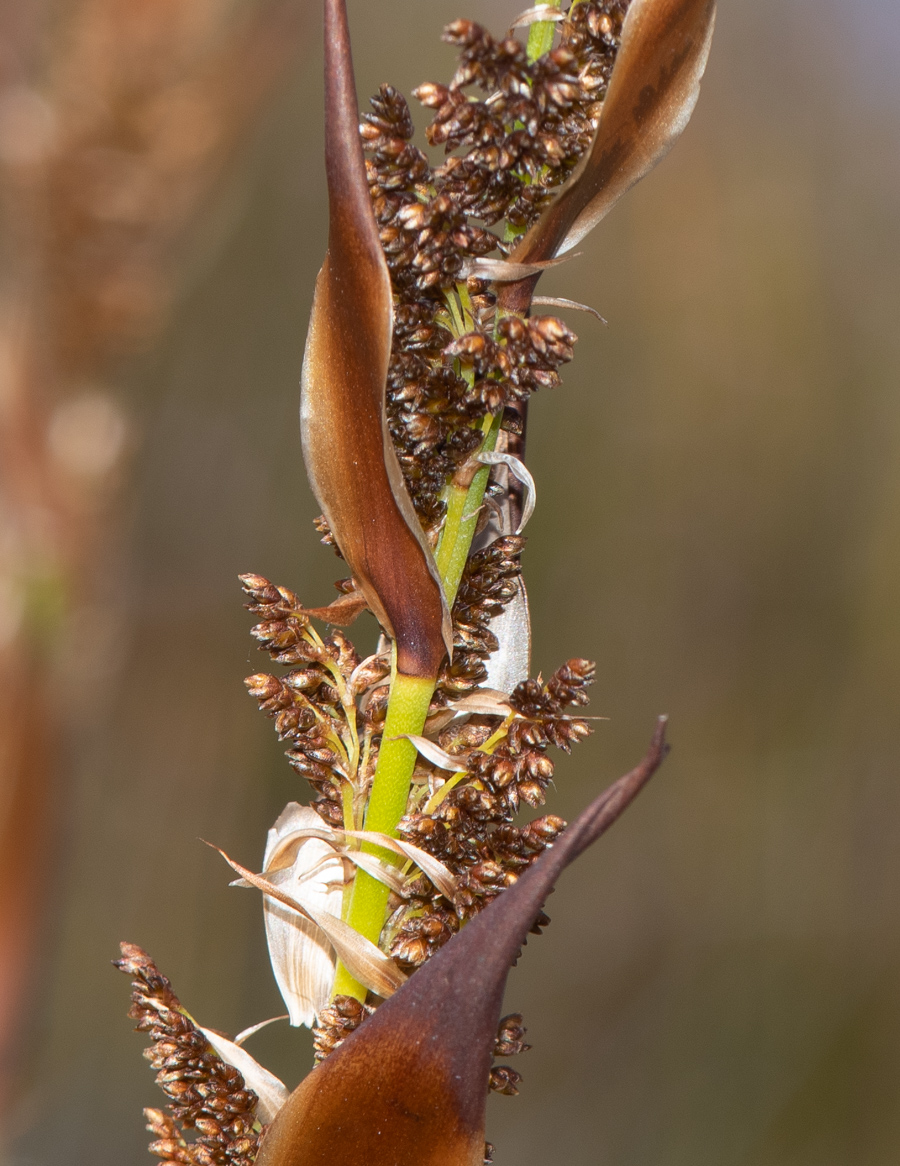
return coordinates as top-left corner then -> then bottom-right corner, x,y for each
494,1012 -> 531,1058
390,908 -> 460,969
115,945 -> 261,1166
508,658 -> 595,751
444,314 -> 578,412
312,513 -> 339,551
489,1065 -> 524,1096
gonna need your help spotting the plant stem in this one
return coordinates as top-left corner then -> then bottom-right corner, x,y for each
331,669 -> 436,999
435,410 -> 502,605
332,410 -> 504,1001
526,0 -> 562,64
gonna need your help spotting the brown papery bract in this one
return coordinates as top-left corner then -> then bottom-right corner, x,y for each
300,0 -> 451,679
255,719 -> 668,1166
501,0 -> 716,313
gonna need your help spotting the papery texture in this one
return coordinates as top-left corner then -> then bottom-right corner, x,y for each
300,0 -> 451,678
483,576 -> 532,694
198,1027 -> 290,1123
502,0 -> 715,312
262,804 -> 345,1027
224,837 -> 407,1003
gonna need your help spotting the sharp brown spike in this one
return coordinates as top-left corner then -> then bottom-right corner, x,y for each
300,0 -> 452,678
255,718 -> 668,1166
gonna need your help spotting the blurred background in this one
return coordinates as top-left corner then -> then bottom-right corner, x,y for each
1,0 -> 898,1162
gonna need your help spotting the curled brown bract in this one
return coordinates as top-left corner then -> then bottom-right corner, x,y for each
500,0 -> 716,314
255,718 -> 669,1166
300,0 -> 451,679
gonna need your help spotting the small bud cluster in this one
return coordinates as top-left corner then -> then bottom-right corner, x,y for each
312,995 -> 374,1064
240,574 -> 380,829
488,1013 -> 531,1097
114,944 -> 261,1166
384,647 -> 594,976
422,3 -> 630,228
445,314 -> 576,412
357,1 -> 632,535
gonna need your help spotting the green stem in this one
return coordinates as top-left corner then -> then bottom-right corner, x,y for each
332,411 -> 503,1001
526,0 -> 562,63
435,411 -> 502,606
332,669 -> 435,999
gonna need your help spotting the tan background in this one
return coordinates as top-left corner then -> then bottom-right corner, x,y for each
7,0 -> 900,1161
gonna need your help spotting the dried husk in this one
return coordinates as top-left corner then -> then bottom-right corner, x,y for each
474,452 -> 535,533
300,0 -> 451,678
483,576 -> 531,695
255,720 -> 668,1166
198,1027 -> 290,1124
261,804 -> 345,1027
341,828 -> 459,902
501,0 -> 716,313
220,840 -> 408,1005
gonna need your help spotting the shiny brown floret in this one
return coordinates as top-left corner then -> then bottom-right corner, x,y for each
114,944 -> 261,1166
312,995 -> 374,1063
357,8 -> 629,526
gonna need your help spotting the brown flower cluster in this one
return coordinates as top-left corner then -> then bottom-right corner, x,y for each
422,3 -> 630,228
241,537 -> 596,990
490,1012 -> 531,1096
240,573 -> 392,828
114,944 -> 262,1166
241,538 -> 593,860
388,659 -> 594,972
358,1 -> 632,535
312,995 -> 373,1064
436,535 -> 527,700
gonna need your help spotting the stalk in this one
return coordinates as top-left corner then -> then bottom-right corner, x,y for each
435,411 -> 503,605
334,10 -> 561,1001
333,409 -> 504,1000
526,0 -> 562,63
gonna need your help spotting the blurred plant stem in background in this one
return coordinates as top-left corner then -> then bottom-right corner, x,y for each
0,0 -> 308,1118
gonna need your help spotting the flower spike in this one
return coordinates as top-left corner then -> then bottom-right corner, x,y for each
255,719 -> 669,1166
300,0 -> 452,679
120,3 -> 716,1158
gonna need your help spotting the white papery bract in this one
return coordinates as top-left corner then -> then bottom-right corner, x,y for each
263,803 -> 345,1027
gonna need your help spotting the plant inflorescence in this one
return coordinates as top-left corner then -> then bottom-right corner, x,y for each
116,1 -> 714,1162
